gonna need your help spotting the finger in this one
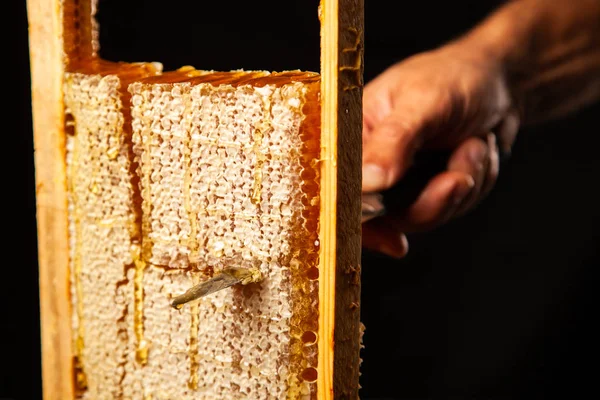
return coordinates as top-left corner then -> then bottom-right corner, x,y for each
455,133 -> 500,218
362,220 -> 409,259
362,75 -> 394,146
363,76 -> 394,131
494,108 -> 520,155
447,136 -> 490,217
362,108 -> 429,192
387,170 -> 475,232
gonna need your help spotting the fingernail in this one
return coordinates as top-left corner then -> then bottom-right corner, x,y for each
378,233 -> 409,259
468,144 -> 487,171
361,193 -> 386,223
453,176 -> 475,206
362,164 -> 388,191
397,233 -> 409,258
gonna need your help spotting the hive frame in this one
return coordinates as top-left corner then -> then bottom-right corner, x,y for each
26,0 -> 363,398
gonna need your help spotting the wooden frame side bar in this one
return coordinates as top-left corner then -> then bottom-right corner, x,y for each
318,0 -> 364,398
26,0 -> 73,399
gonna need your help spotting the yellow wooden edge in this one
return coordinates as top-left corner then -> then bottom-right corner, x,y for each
26,0 -> 74,399
318,0 -> 338,398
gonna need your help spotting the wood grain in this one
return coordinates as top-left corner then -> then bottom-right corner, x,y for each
318,0 -> 364,398
26,0 -> 73,398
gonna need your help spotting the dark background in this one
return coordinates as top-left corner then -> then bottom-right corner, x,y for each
4,0 -> 599,399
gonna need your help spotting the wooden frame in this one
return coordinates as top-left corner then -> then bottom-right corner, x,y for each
27,0 -> 363,398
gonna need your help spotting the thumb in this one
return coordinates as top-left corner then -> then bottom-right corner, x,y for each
362,105 -> 431,192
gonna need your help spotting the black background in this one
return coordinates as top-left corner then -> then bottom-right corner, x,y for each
4,0 -> 599,399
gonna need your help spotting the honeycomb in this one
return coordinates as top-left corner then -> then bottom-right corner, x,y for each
65,63 -> 321,399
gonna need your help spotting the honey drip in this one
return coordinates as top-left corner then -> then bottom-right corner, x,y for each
182,92 -> 199,262
250,93 -> 270,205
140,119 -> 154,262
251,127 -> 265,205
132,244 -> 148,365
66,79 -> 88,394
73,261 -> 88,395
187,273 -> 201,390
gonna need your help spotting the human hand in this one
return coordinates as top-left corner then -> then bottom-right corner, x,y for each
362,43 -> 520,258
